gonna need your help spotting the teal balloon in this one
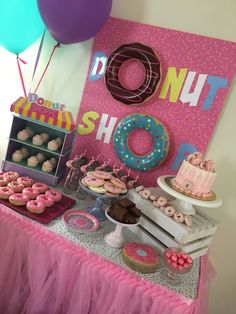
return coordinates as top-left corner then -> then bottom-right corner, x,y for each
0,0 -> 44,54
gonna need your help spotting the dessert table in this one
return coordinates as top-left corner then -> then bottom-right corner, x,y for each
0,194 -> 214,314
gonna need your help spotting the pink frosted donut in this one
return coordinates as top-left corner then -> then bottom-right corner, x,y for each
123,242 -> 159,273
155,196 -> 167,207
22,187 -> 39,200
0,187 -> 15,199
140,189 -> 151,199
32,182 -> 48,193
93,170 -> 112,180
9,193 -> 29,206
45,189 -> 62,202
104,182 -> 122,194
110,177 -> 126,189
26,200 -> 45,214
173,211 -> 185,223
7,181 -> 24,193
17,176 -> 34,187
83,176 -> 105,187
0,174 -> 9,186
3,171 -> 19,181
164,206 -> 176,217
36,194 -> 54,207
135,185 -> 144,192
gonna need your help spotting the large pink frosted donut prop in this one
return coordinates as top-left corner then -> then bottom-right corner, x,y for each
36,194 -> 54,207
45,189 -> 62,202
9,193 -> 29,206
17,176 -> 34,187
26,200 -> 45,214
3,171 -> 19,181
83,176 -> 105,187
0,187 -> 15,199
22,187 -> 39,200
32,182 -> 49,193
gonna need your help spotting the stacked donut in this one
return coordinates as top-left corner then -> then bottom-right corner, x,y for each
81,170 -> 127,197
0,171 -> 62,214
135,186 -> 192,227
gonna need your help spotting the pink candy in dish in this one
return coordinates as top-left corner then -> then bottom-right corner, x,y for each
63,210 -> 99,233
163,247 -> 193,283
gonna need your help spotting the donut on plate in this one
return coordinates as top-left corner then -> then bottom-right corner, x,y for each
9,193 -> 29,206
36,194 -> 54,207
45,189 -> 62,202
32,182 -> 48,194
0,187 -> 15,199
26,200 -> 45,214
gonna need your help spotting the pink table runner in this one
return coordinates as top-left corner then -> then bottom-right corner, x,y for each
0,204 -> 214,314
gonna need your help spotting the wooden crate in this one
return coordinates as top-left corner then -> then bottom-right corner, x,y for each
128,189 -> 218,259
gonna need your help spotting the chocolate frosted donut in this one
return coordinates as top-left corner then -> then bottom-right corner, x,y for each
105,43 -> 161,105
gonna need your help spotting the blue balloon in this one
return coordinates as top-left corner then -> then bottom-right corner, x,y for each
0,0 -> 44,54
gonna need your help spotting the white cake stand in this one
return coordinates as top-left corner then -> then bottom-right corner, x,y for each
157,175 -> 222,215
104,208 -> 140,248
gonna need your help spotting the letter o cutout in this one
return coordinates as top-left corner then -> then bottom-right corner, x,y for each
113,114 -> 169,171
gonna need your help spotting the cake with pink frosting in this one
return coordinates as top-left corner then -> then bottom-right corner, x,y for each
171,152 -> 216,200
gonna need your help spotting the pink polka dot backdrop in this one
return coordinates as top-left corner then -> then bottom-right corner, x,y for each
73,17 -> 236,187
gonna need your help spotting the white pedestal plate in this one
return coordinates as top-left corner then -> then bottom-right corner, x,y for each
157,175 -> 222,216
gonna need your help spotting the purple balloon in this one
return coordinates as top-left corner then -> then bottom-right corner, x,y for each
37,0 -> 112,44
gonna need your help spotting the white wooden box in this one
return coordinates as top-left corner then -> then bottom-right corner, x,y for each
128,189 -> 218,259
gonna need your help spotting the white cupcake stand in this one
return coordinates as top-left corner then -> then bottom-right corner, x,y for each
157,175 -> 222,216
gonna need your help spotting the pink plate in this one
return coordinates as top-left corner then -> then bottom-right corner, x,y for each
63,210 -> 99,233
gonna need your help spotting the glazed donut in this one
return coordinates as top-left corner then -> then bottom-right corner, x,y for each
17,176 -> 34,187
173,211 -> 185,223
155,196 -> 168,207
83,176 -> 105,187
32,182 -> 48,194
0,174 -> 9,186
104,182 -> 122,195
113,114 -> 169,171
93,170 -> 112,180
45,189 -> 62,202
36,194 -> 54,207
3,171 -> 19,181
105,42 -> 161,105
139,189 -> 151,199
7,181 -> 24,193
22,187 -> 39,200
9,193 -> 29,206
135,185 -> 144,193
184,215 -> 192,227
0,187 -> 15,199
26,200 -> 45,214
110,177 -> 126,190
122,242 -> 159,273
164,206 -> 176,217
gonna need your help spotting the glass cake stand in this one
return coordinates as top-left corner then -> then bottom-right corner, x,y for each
79,178 -> 127,221
157,175 -> 222,215
104,208 -> 140,248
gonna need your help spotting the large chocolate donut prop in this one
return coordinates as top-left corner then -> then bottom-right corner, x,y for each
105,43 -> 161,105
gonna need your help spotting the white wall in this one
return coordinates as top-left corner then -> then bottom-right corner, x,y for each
0,1 -> 235,313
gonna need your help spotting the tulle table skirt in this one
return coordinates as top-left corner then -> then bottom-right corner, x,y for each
0,204 -> 214,314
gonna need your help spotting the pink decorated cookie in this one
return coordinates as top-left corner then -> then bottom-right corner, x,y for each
110,177 -> 126,190
83,176 -> 105,187
104,182 -> 121,195
93,170 -> 112,180
123,242 -> 159,273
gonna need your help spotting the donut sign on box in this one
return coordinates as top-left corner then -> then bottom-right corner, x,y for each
73,17 -> 236,186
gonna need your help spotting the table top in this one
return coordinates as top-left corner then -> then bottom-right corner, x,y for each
47,189 -> 200,299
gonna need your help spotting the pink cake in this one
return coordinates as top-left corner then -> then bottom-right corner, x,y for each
171,152 -> 216,200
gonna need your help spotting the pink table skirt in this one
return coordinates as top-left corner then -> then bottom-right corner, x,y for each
0,205 -> 214,314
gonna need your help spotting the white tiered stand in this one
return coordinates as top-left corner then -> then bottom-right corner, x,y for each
157,175 -> 222,215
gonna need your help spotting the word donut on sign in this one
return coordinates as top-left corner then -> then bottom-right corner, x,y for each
105,43 -> 161,105
113,114 -> 169,171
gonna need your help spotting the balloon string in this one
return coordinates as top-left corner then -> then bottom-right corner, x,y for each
16,55 -> 27,97
31,29 -> 46,85
34,43 -> 60,93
